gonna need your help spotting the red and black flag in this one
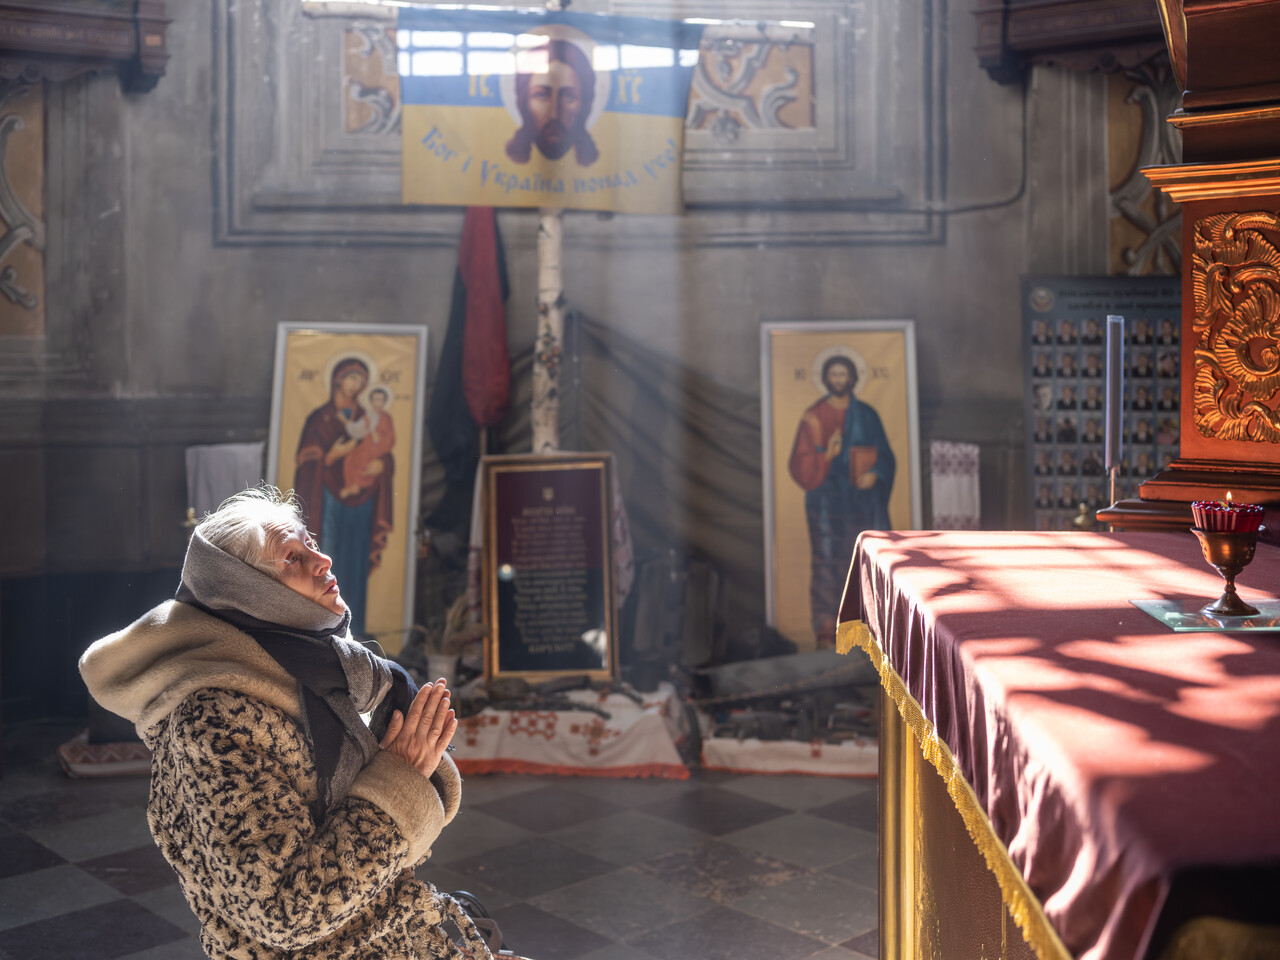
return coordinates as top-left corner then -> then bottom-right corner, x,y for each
426,207 -> 510,530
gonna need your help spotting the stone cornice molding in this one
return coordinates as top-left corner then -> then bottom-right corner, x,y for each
0,1 -> 170,92
975,0 -> 1165,84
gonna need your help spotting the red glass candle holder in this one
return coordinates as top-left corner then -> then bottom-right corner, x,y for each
1191,499 -> 1264,532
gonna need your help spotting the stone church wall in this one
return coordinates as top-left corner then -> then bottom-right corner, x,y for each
0,0 -> 1122,718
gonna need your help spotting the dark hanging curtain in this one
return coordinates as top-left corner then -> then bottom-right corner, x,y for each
564,315 -> 766,636
418,312 -> 766,637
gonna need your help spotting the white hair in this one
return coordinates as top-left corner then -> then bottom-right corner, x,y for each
196,486 -> 304,580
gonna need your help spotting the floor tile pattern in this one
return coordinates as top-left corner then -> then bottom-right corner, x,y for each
0,722 -> 878,959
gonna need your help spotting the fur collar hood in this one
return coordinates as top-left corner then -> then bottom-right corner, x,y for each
82,598 -> 463,869
83,530 -> 389,745
81,600 -> 303,740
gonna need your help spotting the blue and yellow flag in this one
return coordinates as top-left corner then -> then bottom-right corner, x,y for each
399,8 -> 702,215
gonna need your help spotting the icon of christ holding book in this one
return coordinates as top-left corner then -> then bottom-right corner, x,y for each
788,353 -> 896,648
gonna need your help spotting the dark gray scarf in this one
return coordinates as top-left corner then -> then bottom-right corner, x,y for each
176,527 -> 415,825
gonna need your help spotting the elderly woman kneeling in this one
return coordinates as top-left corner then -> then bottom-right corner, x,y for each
81,487 -> 493,960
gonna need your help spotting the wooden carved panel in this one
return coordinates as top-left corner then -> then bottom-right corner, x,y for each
1107,61 -> 1181,276
1191,211 -> 1280,443
0,79 -> 42,338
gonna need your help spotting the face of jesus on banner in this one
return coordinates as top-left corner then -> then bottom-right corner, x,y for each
506,36 -> 600,166
529,58 -> 582,157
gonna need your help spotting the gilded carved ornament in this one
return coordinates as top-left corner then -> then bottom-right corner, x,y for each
1191,212 -> 1280,442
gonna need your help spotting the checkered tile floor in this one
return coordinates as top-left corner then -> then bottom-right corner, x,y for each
0,722 -> 879,960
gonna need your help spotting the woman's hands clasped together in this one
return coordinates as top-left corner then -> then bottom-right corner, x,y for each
379,679 -> 458,777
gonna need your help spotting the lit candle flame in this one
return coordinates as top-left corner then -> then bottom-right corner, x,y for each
1227,491 -> 1233,503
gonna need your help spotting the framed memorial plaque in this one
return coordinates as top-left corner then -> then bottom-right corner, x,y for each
761,320 -> 921,651
482,453 -> 617,681
265,322 -> 429,653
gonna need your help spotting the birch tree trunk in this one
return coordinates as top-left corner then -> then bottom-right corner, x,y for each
532,206 -> 564,453
531,0 -> 565,455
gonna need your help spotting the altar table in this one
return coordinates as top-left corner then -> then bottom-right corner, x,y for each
838,531 -> 1280,960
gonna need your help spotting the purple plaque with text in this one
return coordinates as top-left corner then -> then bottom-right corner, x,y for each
483,454 -> 616,680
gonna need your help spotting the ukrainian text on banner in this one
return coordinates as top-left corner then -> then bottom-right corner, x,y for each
399,8 -> 703,215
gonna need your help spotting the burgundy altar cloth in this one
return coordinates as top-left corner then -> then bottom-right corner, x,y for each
841,531 -> 1280,960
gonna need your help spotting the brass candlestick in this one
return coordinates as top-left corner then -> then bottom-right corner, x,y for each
1191,526 -> 1264,617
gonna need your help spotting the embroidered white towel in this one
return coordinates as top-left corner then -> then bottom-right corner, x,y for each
930,441 -> 981,529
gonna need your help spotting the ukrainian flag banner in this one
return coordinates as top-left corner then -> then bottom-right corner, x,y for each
399,8 -> 703,215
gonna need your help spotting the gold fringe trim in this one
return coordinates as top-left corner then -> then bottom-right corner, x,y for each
838,619 -> 1073,960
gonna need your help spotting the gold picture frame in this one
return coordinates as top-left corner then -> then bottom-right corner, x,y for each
265,322 -> 428,653
482,453 -> 617,682
761,320 -> 921,650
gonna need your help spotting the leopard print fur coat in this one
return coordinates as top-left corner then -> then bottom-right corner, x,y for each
82,600 -> 491,960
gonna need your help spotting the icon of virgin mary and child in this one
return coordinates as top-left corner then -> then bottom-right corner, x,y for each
294,357 -> 396,636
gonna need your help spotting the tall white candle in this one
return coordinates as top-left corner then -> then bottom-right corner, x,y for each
1105,315 -> 1125,472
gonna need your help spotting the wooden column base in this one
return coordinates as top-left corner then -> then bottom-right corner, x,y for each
1140,458 -> 1280,504
1097,458 -> 1280,532
1096,497 -> 1193,531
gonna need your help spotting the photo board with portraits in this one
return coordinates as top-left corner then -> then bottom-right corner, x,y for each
266,323 -> 429,653
1023,276 -> 1181,531
761,321 -> 921,651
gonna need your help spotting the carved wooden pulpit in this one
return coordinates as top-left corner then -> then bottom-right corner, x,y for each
1100,0 -> 1280,530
